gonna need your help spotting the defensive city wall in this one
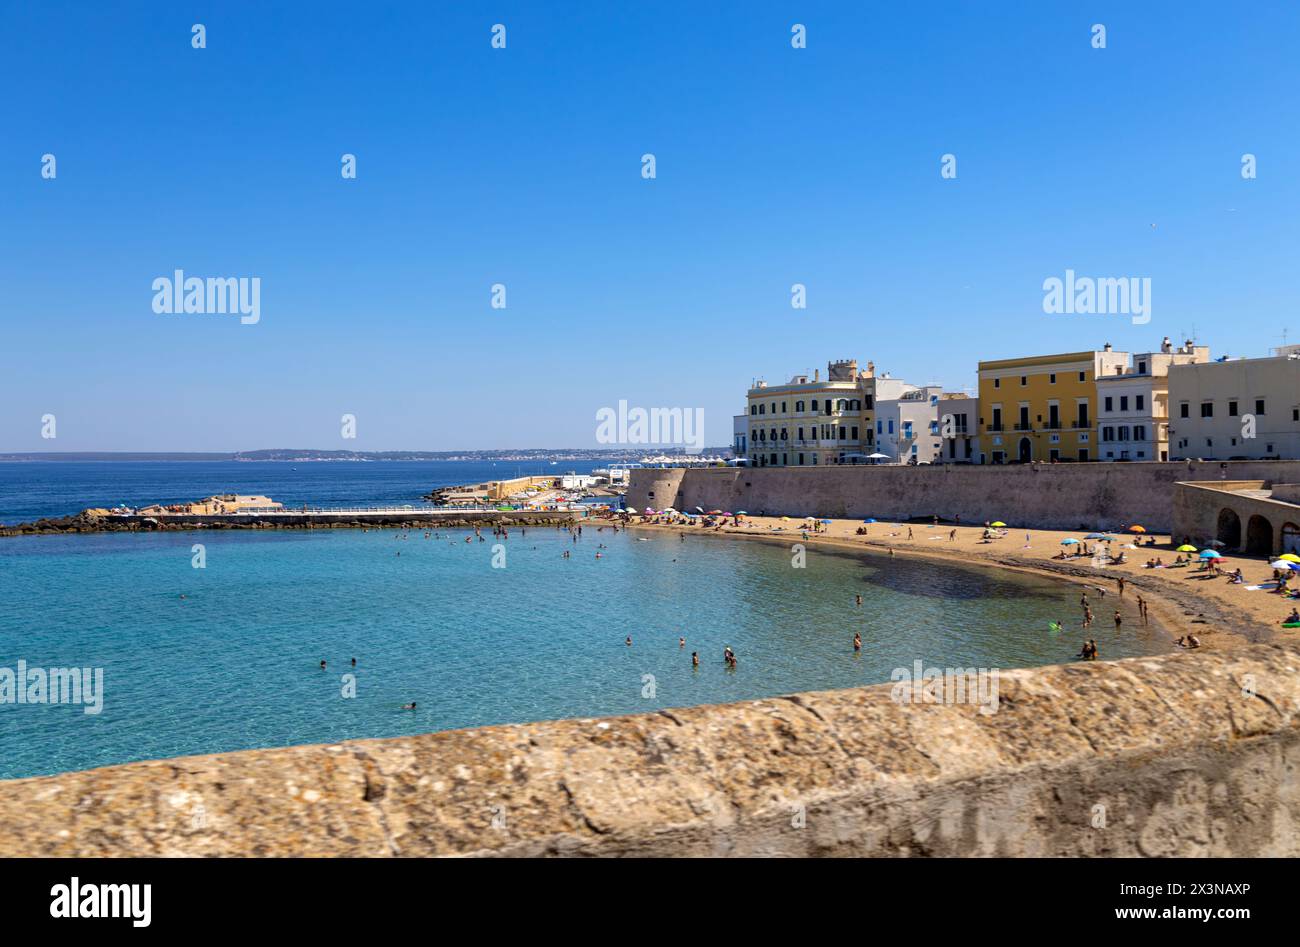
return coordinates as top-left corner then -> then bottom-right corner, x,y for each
628,461 -> 1300,534
1,642 -> 1298,856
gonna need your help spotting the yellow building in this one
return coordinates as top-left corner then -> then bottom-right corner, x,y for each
977,345 -> 1128,463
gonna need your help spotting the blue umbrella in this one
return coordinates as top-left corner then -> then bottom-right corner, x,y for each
1061,538 -> 1080,545
1199,549 -> 1222,559
1084,533 -> 1112,540
819,519 -> 833,524
863,518 -> 877,523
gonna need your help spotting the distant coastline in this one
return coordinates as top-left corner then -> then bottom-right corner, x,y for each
0,448 -> 733,463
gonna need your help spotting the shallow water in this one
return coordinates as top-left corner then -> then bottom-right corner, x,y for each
0,524 -> 1168,779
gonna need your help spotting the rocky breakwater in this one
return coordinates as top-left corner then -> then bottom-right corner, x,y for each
0,508 -> 581,537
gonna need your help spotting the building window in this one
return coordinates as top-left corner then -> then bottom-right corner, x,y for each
1104,397 -> 1113,412
1120,396 -> 1128,411
1201,402 -> 1213,418
1136,394 -> 1144,411
750,405 -> 757,415
851,426 -> 859,440
811,400 -> 818,411
1180,403 -> 1189,418
1049,373 -> 1056,384
1103,426 -> 1114,441
1020,376 -> 1027,386
1135,425 -> 1146,440
759,404 -> 766,415
1228,400 -> 1238,416
1256,399 -> 1266,415
1138,361 -> 1146,373
1078,372 -> 1085,382
993,378 -> 1000,389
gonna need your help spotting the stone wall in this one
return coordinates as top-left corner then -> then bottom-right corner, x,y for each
1,643 -> 1298,857
629,461 -> 1300,532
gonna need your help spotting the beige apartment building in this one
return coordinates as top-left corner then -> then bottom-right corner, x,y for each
1096,338 -> 1210,462
745,359 -> 916,466
1168,347 -> 1300,460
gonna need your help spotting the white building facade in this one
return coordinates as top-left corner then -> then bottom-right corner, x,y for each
1168,351 -> 1300,460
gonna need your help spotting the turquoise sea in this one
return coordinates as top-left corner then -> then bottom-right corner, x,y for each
0,461 -> 1171,779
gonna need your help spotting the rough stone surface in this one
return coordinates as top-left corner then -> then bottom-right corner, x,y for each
2,644 -> 1298,857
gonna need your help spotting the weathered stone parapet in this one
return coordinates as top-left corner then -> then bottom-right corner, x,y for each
2,643 -> 1299,857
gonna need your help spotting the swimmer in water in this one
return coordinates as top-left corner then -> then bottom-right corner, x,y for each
853,632 -> 862,652
351,657 -> 357,667
679,637 -> 685,648
692,651 -> 699,667
401,701 -> 417,710
625,636 -> 632,646
855,594 -> 862,606
320,660 -> 327,670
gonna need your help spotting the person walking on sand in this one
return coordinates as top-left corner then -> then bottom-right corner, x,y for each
908,527 -> 914,540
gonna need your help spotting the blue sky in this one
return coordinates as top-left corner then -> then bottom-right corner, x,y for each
3,1 -> 1298,451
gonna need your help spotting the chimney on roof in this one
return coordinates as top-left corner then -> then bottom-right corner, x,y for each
814,368 -> 820,381
1103,342 -> 1112,352
1161,336 -> 1172,353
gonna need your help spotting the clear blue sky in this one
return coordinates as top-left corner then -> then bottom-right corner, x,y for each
3,1 -> 1298,451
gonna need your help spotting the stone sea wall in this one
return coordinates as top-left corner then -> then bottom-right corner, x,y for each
628,460 -> 1300,533
2,642 -> 1298,857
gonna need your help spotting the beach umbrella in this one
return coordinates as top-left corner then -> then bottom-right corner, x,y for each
1060,538 -> 1079,545
624,507 -> 638,513
1270,560 -> 1298,570
990,521 -> 1007,528
1128,525 -> 1147,533
864,518 -> 877,523
1199,549 -> 1222,559
819,519 -> 833,524
1084,533 -> 1112,540
780,516 -> 791,521
1281,554 -> 1300,563
736,510 -> 749,515
708,510 -> 723,515
1176,544 -> 1199,552
694,506 -> 704,513
1206,539 -> 1227,548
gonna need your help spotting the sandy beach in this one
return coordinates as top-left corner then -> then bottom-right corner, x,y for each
623,513 -> 1296,654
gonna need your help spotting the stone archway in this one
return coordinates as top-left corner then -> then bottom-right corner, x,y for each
1018,438 -> 1032,463
1216,508 -> 1241,550
1246,515 -> 1274,557
1283,523 -> 1300,555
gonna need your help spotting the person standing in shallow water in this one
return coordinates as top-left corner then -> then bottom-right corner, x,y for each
853,632 -> 862,652
691,651 -> 699,668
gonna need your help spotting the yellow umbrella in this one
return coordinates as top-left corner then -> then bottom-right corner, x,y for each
990,521 -> 1006,528
1281,553 -> 1300,563
1129,525 -> 1147,533
1176,544 -> 1198,552
780,516 -> 791,522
